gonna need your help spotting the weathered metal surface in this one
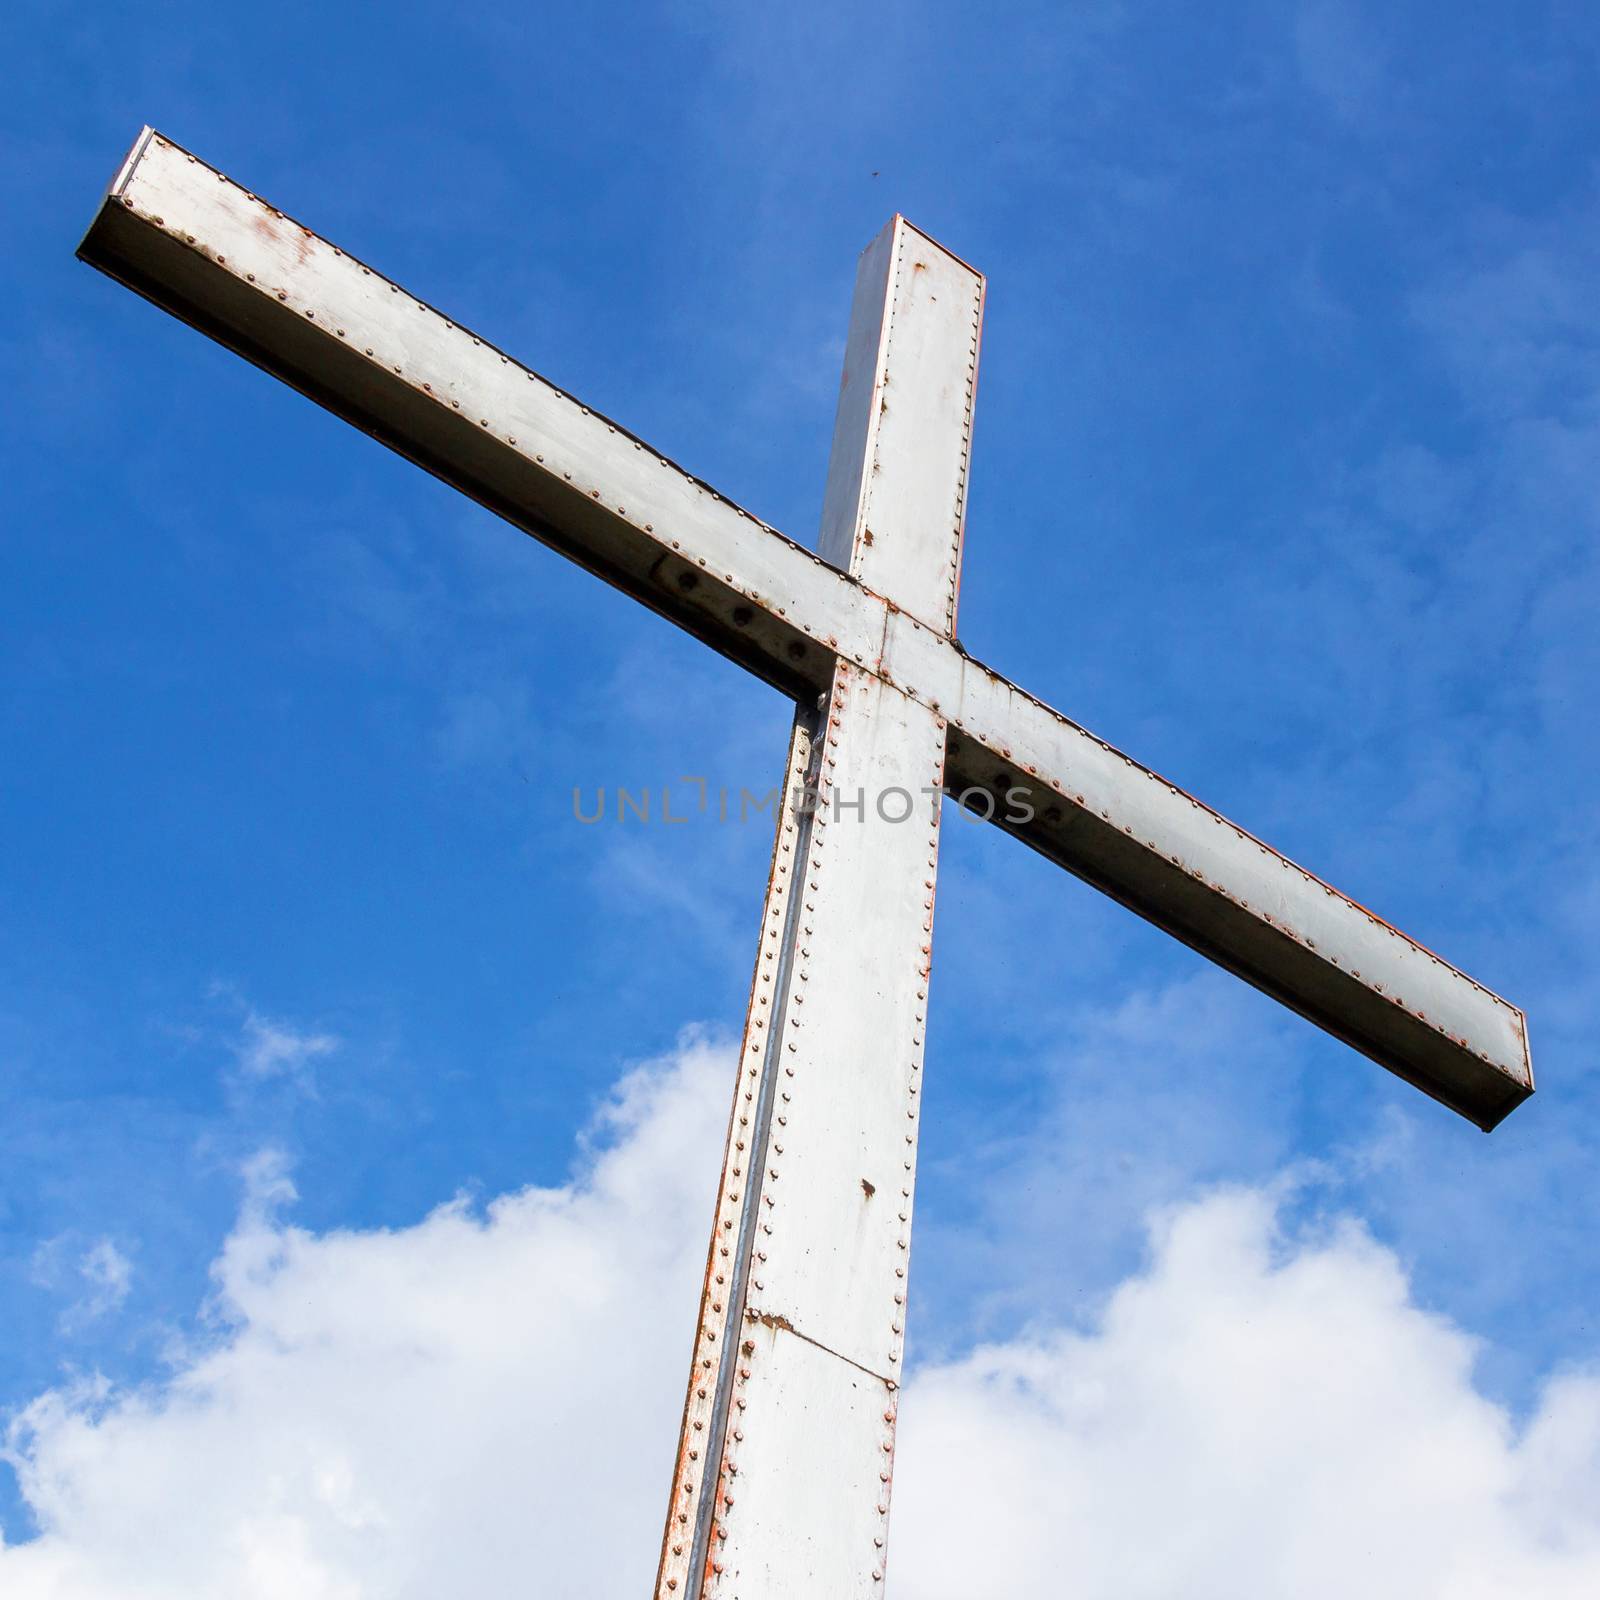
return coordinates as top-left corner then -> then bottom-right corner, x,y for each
655,711 -> 819,1599
880,610 -> 1535,1130
76,127 -> 1530,1130
76,129 -> 871,708
705,1315 -> 900,1596
688,664 -> 942,1593
79,129 -> 1531,1128
664,225 -> 970,1591
665,228 -> 966,1589
740,664 -> 942,1378
817,217 -> 983,636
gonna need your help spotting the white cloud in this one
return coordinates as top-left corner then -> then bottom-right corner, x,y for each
72,1244 -> 132,1331
1,1034 -> 727,1598
893,1188 -> 1600,1598
233,1010 -> 339,1084
4,1038 -> 1599,1598
28,1239 -> 133,1335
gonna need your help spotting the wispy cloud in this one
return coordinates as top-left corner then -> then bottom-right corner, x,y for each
28,1238 -> 132,1336
231,1009 -> 339,1088
1294,1 -> 1390,123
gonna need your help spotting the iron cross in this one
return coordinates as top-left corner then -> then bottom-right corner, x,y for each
79,128 -> 1533,1597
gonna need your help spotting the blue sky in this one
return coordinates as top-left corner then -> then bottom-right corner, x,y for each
4,1 -> 1600,1591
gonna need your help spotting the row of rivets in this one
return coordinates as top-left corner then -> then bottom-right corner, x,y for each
943,269 -> 984,638
657,720 -> 813,1598
870,703 -> 947,1585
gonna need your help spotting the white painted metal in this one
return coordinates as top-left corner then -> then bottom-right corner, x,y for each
681,670 -> 943,1596
818,217 -> 983,635
656,710 -> 817,1598
78,125 -> 1538,1599
84,130 -> 881,688
657,666 -> 944,1596
742,666 -> 943,1379
882,609 -> 1532,1123
79,129 -> 1528,1125
710,1316 -> 900,1596
662,218 -> 976,1591
71,127 -> 1539,1127
666,216 -> 969,1588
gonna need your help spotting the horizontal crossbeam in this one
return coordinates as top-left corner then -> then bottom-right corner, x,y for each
79,128 -> 1532,1129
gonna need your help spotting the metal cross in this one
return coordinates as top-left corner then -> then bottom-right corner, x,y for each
79,128 -> 1533,1598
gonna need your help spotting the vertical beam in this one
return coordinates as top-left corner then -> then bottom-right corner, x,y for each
818,218 -> 985,638
710,665 -> 944,1597
656,674 -> 947,1597
656,711 -> 819,1598
659,215 -> 976,1595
